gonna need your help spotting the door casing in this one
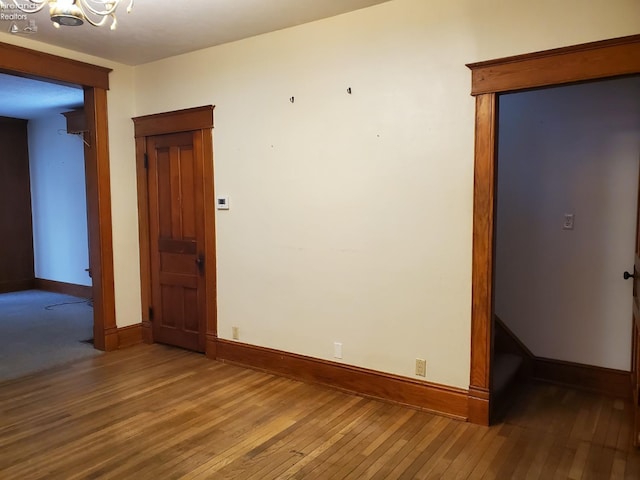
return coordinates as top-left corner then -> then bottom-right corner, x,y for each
133,106 -> 217,358
0,41 -> 117,351
467,34 -> 640,425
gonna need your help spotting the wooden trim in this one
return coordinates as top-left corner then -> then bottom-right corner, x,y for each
0,117 -> 33,288
205,333 -> 218,359
142,320 -> 153,344
494,315 -> 534,378
0,41 -> 111,90
133,106 -> 214,138
533,357 -> 631,399
216,339 -> 469,420
0,42 -> 114,353
62,109 -> 88,134
134,136 -> 151,340
84,87 -> 117,352
202,127 -> 218,357
467,35 -> 640,95
494,316 -> 627,397
34,278 -> 92,298
133,106 -> 217,354
469,93 -> 497,426
117,324 -> 143,349
0,279 -> 34,294
467,386 -> 490,426
468,34 -> 640,425
103,326 -> 119,351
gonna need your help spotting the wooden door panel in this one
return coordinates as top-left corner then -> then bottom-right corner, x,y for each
159,273 -> 198,288
184,289 -> 199,332
178,150 -> 197,238
636,318 -> 640,447
160,286 -> 179,328
159,285 -> 199,328
148,130 -> 206,352
156,148 -> 174,237
633,166 -> 640,447
161,253 -> 198,275
158,238 -> 197,254
157,286 -> 200,333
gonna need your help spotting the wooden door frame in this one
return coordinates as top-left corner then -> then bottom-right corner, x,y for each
132,106 -> 217,358
466,34 -> 640,425
0,41 -> 117,351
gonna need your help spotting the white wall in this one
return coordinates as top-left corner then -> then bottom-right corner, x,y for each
495,77 -> 640,371
1,0 -> 638,388
28,113 -> 91,286
133,0 -> 640,387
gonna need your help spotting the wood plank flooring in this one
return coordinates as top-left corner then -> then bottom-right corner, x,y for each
1,344 -> 638,479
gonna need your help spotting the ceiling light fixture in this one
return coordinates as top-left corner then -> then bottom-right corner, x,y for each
0,0 -> 134,30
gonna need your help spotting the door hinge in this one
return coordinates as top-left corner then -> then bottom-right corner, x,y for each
148,306 -> 154,321
144,152 -> 149,169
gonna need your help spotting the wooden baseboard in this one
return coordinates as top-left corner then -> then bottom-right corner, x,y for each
117,324 -> 143,349
216,339 -> 469,420
494,315 -> 534,357
34,278 -> 92,298
467,386 -> 490,426
533,357 -> 631,399
495,316 -> 630,399
0,279 -> 34,293
142,320 -> 153,344
494,316 -> 535,380
205,333 -> 218,359
103,326 -> 119,352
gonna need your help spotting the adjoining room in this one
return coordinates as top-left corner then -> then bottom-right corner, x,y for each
0,73 -> 98,381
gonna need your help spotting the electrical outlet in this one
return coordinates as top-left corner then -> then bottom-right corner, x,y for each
563,213 -> 575,230
232,326 -> 239,340
334,342 -> 343,359
415,358 -> 427,377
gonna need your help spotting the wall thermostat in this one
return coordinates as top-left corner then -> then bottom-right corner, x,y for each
216,195 -> 230,210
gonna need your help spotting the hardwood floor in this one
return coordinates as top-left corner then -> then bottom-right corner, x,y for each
1,344 -> 638,479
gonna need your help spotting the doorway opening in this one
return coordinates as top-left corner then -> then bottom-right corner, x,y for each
0,73 -> 97,379
492,75 -> 640,419
466,34 -> 640,428
0,41 -> 116,351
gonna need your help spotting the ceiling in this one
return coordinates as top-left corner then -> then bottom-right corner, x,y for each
4,0 -> 392,65
0,73 -> 83,119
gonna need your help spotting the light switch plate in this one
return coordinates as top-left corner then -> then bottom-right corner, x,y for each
216,195 -> 229,210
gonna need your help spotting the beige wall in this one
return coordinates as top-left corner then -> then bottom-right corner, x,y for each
133,0 -> 639,388
496,77 -> 640,371
1,0 -> 638,389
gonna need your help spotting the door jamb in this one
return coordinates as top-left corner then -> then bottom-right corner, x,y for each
466,34 -> 640,425
132,106 -> 217,358
0,41 -> 117,350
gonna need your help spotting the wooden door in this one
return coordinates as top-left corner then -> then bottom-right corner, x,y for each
0,117 -> 34,292
147,131 -> 206,352
632,165 -> 640,447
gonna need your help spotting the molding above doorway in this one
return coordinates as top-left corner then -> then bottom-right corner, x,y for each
0,41 -> 111,89
468,34 -> 640,95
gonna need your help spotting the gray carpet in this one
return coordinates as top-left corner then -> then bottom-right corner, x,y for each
0,289 -> 102,382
